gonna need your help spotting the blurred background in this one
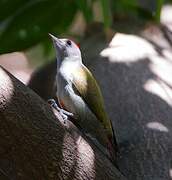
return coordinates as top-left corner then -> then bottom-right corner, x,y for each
0,0 -> 171,84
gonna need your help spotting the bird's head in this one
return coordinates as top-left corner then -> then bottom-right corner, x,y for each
49,33 -> 81,62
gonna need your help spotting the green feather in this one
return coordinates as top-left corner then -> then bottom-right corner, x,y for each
72,64 -> 113,135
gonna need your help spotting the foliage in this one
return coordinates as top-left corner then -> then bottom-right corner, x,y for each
0,0 -> 168,54
0,0 -> 77,54
155,0 -> 165,22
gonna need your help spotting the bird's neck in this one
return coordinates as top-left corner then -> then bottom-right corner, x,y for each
57,57 -> 82,81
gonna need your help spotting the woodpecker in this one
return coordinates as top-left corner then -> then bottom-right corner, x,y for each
49,34 -> 118,163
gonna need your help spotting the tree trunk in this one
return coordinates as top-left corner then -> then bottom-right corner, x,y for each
0,66 -> 126,180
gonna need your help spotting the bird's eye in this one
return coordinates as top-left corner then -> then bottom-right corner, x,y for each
66,40 -> 72,46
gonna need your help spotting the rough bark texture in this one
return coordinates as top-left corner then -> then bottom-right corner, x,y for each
83,27 -> 172,180
28,24 -> 172,180
0,66 -> 126,180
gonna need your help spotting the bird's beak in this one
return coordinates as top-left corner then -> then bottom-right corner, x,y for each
48,33 -> 57,40
48,33 -> 64,50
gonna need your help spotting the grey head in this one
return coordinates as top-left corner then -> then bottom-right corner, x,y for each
49,33 -> 81,62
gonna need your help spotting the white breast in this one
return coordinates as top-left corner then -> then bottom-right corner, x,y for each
56,60 -> 87,118
59,58 -> 81,82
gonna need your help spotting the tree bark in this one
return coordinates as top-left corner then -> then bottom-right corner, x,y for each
0,66 -> 126,180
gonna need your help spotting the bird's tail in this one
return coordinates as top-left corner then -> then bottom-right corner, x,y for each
107,121 -> 118,164
107,136 -> 118,163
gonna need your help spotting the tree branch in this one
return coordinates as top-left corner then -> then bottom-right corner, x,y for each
0,66 -> 126,180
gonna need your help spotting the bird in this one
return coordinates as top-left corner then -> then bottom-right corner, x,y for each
49,33 -> 118,163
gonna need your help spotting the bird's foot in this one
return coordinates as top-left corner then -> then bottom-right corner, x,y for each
47,99 -> 73,123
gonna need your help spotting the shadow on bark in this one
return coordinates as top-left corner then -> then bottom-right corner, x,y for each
0,66 -> 125,180
28,30 -> 172,180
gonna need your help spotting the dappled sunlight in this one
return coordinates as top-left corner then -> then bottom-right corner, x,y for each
100,33 -> 172,110
169,169 -> 172,178
100,33 -> 157,63
161,4 -> 172,30
146,122 -> 169,132
59,133 -> 77,178
0,67 -> 14,106
162,49 -> 172,62
149,56 -> 172,86
143,55 -> 172,106
76,136 -> 95,179
144,79 -> 172,106
60,132 -> 95,179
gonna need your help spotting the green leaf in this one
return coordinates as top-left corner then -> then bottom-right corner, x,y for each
154,0 -> 164,23
100,0 -> 112,28
75,0 -> 93,23
111,0 -> 153,21
0,0 -> 77,54
0,0 -> 27,21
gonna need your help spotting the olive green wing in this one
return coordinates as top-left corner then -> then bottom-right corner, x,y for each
72,64 -> 113,135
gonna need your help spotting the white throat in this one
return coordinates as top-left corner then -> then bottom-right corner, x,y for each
58,57 -> 82,81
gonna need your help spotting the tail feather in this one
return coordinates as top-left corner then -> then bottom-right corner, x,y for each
108,120 -> 118,163
107,136 -> 118,163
